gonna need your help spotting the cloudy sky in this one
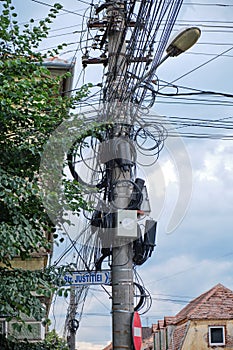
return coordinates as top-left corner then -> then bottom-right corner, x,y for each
7,0 -> 233,349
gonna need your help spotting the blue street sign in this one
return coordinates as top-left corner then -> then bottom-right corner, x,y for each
63,270 -> 111,286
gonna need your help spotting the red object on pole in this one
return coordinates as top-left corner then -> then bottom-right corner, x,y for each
132,311 -> 142,350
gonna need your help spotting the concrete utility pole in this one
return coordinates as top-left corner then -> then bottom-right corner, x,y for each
67,287 -> 78,350
64,2 -> 201,348
106,3 -> 135,350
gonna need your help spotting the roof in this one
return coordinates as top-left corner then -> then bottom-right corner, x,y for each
175,283 -> 233,323
102,344 -> 112,350
152,284 -> 233,350
152,316 -> 176,332
164,316 -> 176,326
43,56 -> 75,69
104,285 -> 233,350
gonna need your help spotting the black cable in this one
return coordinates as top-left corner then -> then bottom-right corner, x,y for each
49,24 -> 84,33
157,95 -> 233,105
197,42 -> 233,46
183,2 -> 233,6
53,223 -> 92,269
133,269 -> 152,314
30,0 -> 89,18
144,116 -> 233,134
167,133 -> 233,140
140,114 -> 233,139
157,90 -> 233,98
185,51 -> 233,58
47,30 -> 87,39
75,0 -> 93,5
157,79 -> 231,94
155,99 -> 233,107
161,45 -> 233,87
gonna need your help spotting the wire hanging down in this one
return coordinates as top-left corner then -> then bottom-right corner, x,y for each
60,0 -> 187,338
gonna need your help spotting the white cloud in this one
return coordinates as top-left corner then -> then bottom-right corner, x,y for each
195,141 -> 233,182
15,0 -> 233,347
52,139 -> 233,346
160,160 -> 178,186
139,254 -> 233,323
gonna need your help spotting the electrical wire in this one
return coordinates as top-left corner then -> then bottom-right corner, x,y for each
157,90 -> 233,98
75,0 -> 93,5
48,0 -> 233,340
161,45 -> 233,87
185,51 -> 233,58
53,222 -> 92,271
182,2 -> 233,6
134,269 -> 152,314
30,0 -> 89,18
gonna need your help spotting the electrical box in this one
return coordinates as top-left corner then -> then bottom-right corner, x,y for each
116,210 -> 138,237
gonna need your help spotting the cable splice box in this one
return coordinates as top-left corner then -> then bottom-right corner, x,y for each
116,210 -> 138,237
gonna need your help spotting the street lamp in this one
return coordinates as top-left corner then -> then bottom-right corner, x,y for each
166,26 -> 201,57
135,26 -> 201,87
158,26 -> 201,66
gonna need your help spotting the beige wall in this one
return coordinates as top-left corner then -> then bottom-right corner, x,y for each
182,319 -> 233,350
0,255 -> 48,270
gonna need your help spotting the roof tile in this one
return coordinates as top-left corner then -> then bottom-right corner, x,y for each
175,283 -> 233,323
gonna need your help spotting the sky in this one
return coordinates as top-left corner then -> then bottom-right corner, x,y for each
5,0 -> 233,349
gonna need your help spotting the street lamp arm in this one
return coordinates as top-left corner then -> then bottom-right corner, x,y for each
131,27 -> 201,97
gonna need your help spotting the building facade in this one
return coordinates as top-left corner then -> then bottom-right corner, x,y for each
142,284 -> 233,350
0,57 -> 75,342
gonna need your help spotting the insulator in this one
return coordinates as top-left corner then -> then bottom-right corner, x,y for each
100,52 -> 107,59
92,43 -> 98,49
94,35 -> 101,41
82,51 -> 90,59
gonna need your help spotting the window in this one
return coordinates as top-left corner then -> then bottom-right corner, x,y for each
209,326 -> 225,346
0,320 -> 7,335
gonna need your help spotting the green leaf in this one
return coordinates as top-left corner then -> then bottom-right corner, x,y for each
0,3 -> 93,347
54,3 -> 63,10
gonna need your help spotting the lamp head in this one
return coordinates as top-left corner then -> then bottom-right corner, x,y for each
166,27 -> 201,57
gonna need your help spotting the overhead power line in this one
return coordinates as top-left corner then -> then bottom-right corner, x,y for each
75,0 -> 92,5
162,45 -> 233,87
157,90 -> 233,99
183,2 -> 233,6
155,100 -> 233,107
30,0 -> 89,17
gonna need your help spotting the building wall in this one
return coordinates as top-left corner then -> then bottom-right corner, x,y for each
2,255 -> 48,270
153,327 -> 170,350
181,319 -> 233,350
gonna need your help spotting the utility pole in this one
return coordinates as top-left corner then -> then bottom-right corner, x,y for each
67,287 -> 76,350
106,3 -> 135,350
66,286 -> 79,350
63,2 -> 202,349
111,241 -> 134,350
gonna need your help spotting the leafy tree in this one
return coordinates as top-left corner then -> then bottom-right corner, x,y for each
43,330 -> 69,350
0,0 -> 90,344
